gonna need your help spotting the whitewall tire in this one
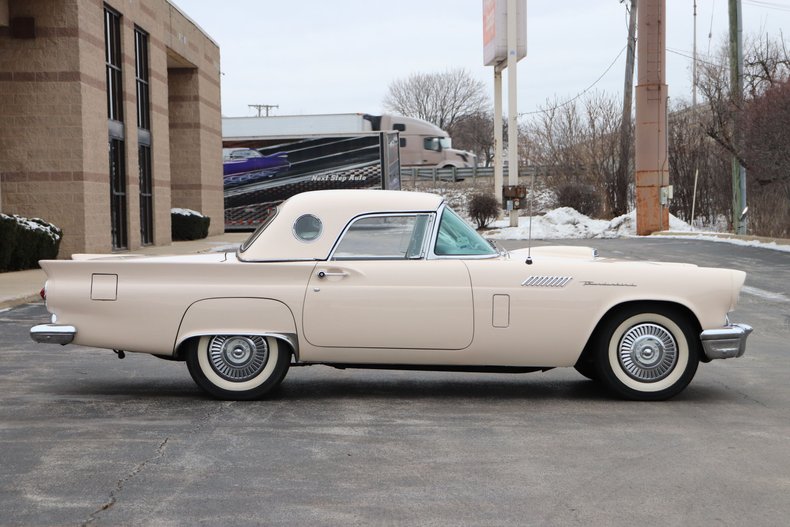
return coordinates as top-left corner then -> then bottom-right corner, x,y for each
594,306 -> 700,401
186,335 -> 290,400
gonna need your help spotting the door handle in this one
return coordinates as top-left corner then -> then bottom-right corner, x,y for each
317,270 -> 348,279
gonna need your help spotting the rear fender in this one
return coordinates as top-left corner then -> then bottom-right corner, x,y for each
174,298 -> 298,358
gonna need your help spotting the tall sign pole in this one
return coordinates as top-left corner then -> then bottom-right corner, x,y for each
483,0 -> 526,227
635,0 -> 670,235
506,0 -> 519,227
493,66 -> 503,208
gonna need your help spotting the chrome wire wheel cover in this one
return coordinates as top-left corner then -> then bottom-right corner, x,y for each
208,335 -> 269,382
618,323 -> 678,382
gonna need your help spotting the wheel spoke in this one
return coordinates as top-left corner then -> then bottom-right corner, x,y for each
208,335 -> 269,382
618,323 -> 677,382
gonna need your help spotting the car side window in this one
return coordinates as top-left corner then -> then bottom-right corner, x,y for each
333,214 -> 433,260
434,207 -> 497,256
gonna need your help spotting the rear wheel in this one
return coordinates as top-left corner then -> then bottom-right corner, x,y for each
186,335 -> 290,400
594,306 -> 699,401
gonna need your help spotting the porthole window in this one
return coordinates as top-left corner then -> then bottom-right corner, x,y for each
293,214 -> 322,242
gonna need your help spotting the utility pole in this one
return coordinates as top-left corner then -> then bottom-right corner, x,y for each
635,0 -> 670,235
248,104 -> 278,117
693,0 -> 698,107
728,0 -> 747,234
691,0 -> 699,228
617,0 -> 637,218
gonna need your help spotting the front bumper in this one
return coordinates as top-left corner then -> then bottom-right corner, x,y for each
700,323 -> 753,360
30,324 -> 76,345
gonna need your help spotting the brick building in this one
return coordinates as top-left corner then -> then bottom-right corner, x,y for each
0,0 -> 223,256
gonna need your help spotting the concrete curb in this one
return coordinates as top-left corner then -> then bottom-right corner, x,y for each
650,231 -> 790,247
0,292 -> 43,311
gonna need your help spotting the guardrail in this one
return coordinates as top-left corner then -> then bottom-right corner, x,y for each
400,165 -> 539,183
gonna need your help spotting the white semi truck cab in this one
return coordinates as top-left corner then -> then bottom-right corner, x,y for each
368,114 -> 478,168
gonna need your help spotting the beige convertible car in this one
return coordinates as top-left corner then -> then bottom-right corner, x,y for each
31,190 -> 751,401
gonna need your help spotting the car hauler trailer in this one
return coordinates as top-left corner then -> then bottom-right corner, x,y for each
221,130 -> 400,231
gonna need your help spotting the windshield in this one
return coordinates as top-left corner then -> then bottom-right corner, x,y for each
423,136 -> 453,152
224,148 -> 262,161
434,207 -> 497,257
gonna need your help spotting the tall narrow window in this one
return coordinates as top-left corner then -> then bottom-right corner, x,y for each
109,138 -> 128,249
105,5 -> 127,250
105,7 -> 123,123
134,28 -> 150,131
135,27 -> 153,245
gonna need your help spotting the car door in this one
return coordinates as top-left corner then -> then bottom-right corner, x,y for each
302,213 -> 474,350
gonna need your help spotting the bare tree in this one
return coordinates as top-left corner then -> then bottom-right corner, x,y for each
695,33 -> 790,236
667,100 -> 730,227
523,93 -> 625,218
743,33 -> 790,97
447,111 -> 495,166
580,93 -> 623,217
383,69 -> 489,130
697,34 -> 790,167
742,80 -> 790,237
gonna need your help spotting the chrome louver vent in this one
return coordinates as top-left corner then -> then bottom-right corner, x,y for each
521,276 -> 573,288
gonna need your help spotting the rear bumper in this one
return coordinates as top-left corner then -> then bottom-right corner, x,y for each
30,324 -> 76,345
700,323 -> 753,360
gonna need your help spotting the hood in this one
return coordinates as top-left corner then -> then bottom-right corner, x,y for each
510,246 -> 597,260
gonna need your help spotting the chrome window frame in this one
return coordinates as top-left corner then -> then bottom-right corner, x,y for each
238,207 -> 280,254
328,212 -> 436,261
292,214 -> 323,243
426,203 -> 499,260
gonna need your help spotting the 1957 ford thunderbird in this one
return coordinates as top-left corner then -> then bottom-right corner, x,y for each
31,190 -> 752,401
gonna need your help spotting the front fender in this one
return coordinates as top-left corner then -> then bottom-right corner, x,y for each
174,297 -> 298,356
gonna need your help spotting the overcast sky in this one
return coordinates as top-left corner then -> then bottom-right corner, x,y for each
172,0 -> 790,120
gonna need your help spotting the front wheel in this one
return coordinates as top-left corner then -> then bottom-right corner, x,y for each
594,306 -> 700,401
186,335 -> 290,400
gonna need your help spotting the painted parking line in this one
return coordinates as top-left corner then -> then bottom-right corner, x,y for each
742,286 -> 790,303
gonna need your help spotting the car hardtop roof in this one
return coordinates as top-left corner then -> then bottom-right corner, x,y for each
280,189 -> 444,215
238,189 -> 446,262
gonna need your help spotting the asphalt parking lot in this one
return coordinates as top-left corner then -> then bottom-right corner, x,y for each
1,238 -> 788,526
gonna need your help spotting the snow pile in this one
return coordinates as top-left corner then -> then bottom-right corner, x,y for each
171,207 -> 206,218
1,213 -> 62,242
485,209 -> 693,240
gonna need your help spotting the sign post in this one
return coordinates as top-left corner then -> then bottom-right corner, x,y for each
483,0 -> 526,227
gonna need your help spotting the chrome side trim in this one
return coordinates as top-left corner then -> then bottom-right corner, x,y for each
700,323 -> 753,360
521,276 -> 573,288
30,324 -> 76,345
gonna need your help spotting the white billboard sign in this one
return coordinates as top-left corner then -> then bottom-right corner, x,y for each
483,0 -> 527,67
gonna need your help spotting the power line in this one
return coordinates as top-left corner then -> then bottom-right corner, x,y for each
518,45 -> 628,117
667,47 -> 726,68
743,0 -> 790,13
